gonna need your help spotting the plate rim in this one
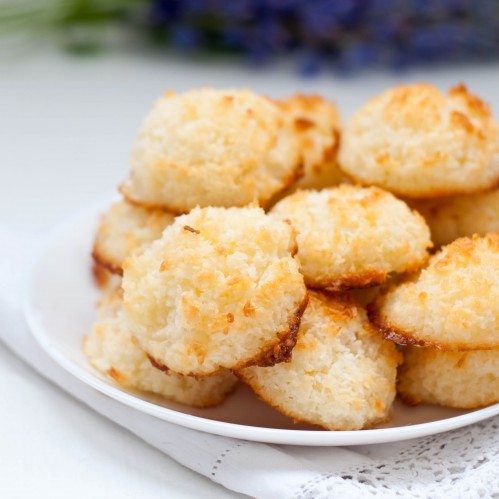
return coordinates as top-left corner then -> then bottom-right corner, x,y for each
23,203 -> 499,446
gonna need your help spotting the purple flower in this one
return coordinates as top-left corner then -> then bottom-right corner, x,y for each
145,0 -> 499,73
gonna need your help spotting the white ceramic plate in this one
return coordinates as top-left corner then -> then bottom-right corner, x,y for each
24,202 -> 499,446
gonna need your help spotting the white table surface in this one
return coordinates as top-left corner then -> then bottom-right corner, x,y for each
1,46 -> 498,498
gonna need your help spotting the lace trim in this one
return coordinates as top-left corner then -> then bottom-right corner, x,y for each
297,417 -> 499,498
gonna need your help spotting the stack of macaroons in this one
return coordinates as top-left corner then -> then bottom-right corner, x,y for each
86,83 -> 499,430
339,82 -> 499,411
369,234 -> 499,409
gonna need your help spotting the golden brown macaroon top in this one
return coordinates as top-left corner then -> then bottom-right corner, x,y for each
339,83 -> 499,198
369,233 -> 499,350
270,185 -> 432,290
122,205 -> 308,376
121,88 -> 302,213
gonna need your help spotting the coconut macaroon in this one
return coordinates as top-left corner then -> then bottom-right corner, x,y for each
410,189 -> 499,247
270,185 -> 432,290
276,94 -> 342,190
369,234 -> 499,350
84,291 -> 238,407
339,83 -> 499,198
121,88 -> 302,213
122,205 -> 308,376
238,291 -> 401,430
92,200 -> 175,275
398,347 -> 499,409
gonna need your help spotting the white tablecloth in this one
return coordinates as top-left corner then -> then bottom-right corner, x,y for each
1,47 -> 499,498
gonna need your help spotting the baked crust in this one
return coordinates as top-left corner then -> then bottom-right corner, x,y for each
92,200 -> 175,274
142,294 -> 309,377
367,234 -> 499,351
120,156 -> 305,214
275,94 -> 343,191
308,269 -> 388,292
343,175 -> 499,200
84,291 -> 238,407
239,294 -> 309,369
339,83 -> 499,198
367,303 -> 441,348
237,370 -> 394,431
121,88 -> 303,213
270,185 -> 432,290
368,301 -> 499,351
92,247 -> 123,276
397,346 -> 499,409
237,291 -> 400,430
123,205 -> 308,376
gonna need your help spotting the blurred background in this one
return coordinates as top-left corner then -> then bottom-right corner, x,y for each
3,0 -> 499,73
1,2 -> 499,497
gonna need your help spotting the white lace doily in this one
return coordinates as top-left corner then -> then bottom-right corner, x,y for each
296,417 -> 499,498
